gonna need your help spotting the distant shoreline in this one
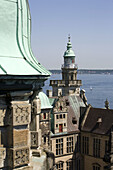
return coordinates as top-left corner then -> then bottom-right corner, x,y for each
49,69 -> 113,75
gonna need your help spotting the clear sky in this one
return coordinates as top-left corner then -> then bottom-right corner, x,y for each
29,0 -> 113,70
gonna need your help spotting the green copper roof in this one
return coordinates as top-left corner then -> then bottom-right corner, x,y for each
38,92 -> 53,109
0,0 -> 50,76
63,36 -> 75,57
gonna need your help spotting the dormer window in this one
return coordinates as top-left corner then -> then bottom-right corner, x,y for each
72,117 -> 77,124
66,99 -> 69,106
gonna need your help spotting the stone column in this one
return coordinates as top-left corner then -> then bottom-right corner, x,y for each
30,96 -> 42,155
0,91 -> 33,170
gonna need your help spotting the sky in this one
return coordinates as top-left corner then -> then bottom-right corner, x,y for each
29,0 -> 113,70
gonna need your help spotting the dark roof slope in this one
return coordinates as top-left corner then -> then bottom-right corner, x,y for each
81,107 -> 113,135
67,105 -> 78,132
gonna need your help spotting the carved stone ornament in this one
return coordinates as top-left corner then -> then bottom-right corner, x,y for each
53,97 -> 68,113
8,147 -> 29,168
31,131 -> 38,148
0,108 -> 6,126
12,104 -> 31,126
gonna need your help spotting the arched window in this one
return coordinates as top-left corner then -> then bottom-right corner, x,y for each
92,163 -> 101,170
56,161 -> 64,170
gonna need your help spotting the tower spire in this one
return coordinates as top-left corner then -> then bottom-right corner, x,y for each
68,34 -> 71,42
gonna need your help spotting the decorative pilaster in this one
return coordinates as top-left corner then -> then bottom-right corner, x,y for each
30,97 -> 42,153
7,100 -> 32,170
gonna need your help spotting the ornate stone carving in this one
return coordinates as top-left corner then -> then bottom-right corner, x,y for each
53,97 -> 68,113
8,147 -> 29,168
40,122 -> 50,135
0,147 -> 6,168
0,108 -> 6,126
31,132 -> 38,148
12,104 -> 31,126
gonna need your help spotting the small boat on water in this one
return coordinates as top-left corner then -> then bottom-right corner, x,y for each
90,86 -> 93,90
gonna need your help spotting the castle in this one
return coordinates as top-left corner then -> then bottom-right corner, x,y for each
0,1 -> 113,170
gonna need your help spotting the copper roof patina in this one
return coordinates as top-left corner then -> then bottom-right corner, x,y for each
0,0 -> 50,76
38,92 -> 53,109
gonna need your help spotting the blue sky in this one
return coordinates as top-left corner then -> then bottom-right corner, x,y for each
29,0 -> 113,69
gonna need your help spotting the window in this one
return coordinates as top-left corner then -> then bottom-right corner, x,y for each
63,114 -> 65,118
56,161 -> 64,170
105,140 -> 109,153
60,114 -> 62,119
56,115 -> 59,119
93,164 -> 100,170
66,99 -> 69,106
59,124 -> 63,132
76,159 -> 80,170
56,124 -> 58,128
76,135 -> 81,153
43,136 -> 46,144
64,123 -> 66,126
66,160 -> 72,170
72,117 -> 77,124
93,138 -> 101,157
43,113 -> 46,119
67,137 -> 73,153
71,74 -> 73,81
82,136 -> 89,154
56,138 -> 63,155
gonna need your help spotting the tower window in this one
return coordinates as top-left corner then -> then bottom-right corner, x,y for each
43,113 -> 46,119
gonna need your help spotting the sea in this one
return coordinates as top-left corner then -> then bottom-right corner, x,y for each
43,74 -> 113,109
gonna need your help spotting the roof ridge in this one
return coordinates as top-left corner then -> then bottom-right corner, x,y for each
81,105 -> 92,129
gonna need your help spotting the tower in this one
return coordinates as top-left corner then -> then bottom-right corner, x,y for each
50,36 -> 82,96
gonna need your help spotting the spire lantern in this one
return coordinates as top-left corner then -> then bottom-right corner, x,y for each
63,35 -> 76,68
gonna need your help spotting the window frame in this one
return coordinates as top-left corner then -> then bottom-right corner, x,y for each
56,138 -> 63,156
67,136 -> 73,153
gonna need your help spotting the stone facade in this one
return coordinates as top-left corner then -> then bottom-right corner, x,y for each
48,36 -> 86,170
0,92 -> 32,170
74,106 -> 113,170
0,0 -> 54,169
